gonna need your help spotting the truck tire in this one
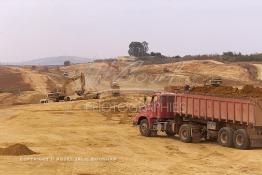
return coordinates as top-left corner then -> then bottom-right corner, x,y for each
139,119 -> 151,137
218,127 -> 234,147
233,129 -> 250,150
179,124 -> 192,143
65,97 -> 70,101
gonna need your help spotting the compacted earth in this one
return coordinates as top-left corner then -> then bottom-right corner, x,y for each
0,96 -> 262,175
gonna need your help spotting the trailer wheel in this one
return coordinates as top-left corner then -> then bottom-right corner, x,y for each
233,129 -> 250,150
64,97 -> 70,101
139,119 -> 151,137
218,127 -> 233,147
179,124 -> 192,143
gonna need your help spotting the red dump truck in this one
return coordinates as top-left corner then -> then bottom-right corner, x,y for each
133,92 -> 262,149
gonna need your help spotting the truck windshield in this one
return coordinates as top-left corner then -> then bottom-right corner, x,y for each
151,96 -> 157,104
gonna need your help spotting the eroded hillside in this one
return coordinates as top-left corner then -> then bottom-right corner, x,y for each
1,59 -> 262,105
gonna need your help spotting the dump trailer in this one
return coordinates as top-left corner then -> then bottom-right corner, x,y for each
133,92 -> 262,149
111,81 -> 120,97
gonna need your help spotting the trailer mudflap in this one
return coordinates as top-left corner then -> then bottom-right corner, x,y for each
248,127 -> 262,148
191,125 -> 201,143
250,135 -> 262,147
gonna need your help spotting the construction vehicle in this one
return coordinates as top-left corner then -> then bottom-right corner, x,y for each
204,76 -> 222,87
46,91 -> 64,102
107,62 -> 121,97
40,98 -> 49,104
133,92 -> 262,149
111,81 -> 120,97
63,72 -> 69,77
46,72 -> 99,102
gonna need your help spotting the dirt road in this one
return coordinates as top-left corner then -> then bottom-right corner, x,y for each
0,98 -> 262,175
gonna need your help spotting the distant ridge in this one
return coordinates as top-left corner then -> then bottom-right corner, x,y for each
17,56 -> 93,65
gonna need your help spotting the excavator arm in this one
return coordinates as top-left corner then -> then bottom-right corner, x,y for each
61,73 -> 86,96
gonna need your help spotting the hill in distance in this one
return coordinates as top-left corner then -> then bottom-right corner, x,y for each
17,56 -> 93,66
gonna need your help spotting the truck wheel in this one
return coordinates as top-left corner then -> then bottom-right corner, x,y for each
65,97 -> 70,101
233,129 -> 250,150
139,119 -> 151,137
179,124 -> 192,143
218,127 -> 233,147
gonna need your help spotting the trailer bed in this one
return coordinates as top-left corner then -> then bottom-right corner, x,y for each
174,93 -> 262,126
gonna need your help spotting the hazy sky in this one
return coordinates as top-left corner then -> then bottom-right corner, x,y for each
1,0 -> 262,62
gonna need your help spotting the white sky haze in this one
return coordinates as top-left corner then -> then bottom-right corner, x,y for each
0,0 -> 262,62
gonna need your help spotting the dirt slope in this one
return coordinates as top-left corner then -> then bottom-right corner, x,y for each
0,67 -> 32,91
0,97 -> 261,175
253,64 -> 262,81
1,60 -> 261,106
137,60 -> 252,84
9,67 -> 60,94
0,66 -> 63,105
63,60 -> 258,90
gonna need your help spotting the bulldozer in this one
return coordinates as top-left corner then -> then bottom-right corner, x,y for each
204,76 -> 222,87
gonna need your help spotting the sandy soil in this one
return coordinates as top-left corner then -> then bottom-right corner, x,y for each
0,67 -> 32,91
0,97 -> 262,175
1,60 -> 261,106
60,60 -> 256,92
0,91 -> 45,106
1,61 -> 262,103
206,60 -> 224,65
9,67 -> 57,94
0,66 -> 64,105
253,64 -> 262,81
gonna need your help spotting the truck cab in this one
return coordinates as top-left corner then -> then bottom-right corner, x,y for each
134,93 -> 175,121
133,93 -> 177,136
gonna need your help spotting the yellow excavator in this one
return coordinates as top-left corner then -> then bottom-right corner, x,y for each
46,72 -> 100,102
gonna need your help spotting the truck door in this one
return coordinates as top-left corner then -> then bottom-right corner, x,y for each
150,95 -> 158,118
159,96 -> 175,119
